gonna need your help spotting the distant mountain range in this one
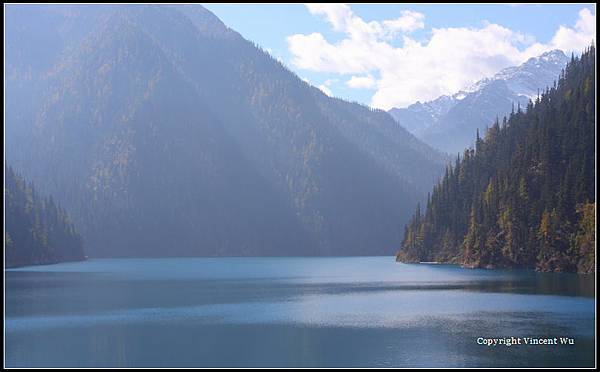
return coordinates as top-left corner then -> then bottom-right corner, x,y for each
5,5 -> 447,257
389,50 -> 570,154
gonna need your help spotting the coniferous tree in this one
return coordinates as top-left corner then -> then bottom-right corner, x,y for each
5,166 -> 86,267
397,46 -> 595,273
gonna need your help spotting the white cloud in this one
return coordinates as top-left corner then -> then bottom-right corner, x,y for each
346,75 -> 376,89
549,8 -> 596,53
383,10 -> 425,35
319,84 -> 333,96
318,78 -> 336,96
306,4 -> 354,32
288,5 -> 596,109
305,4 -> 425,42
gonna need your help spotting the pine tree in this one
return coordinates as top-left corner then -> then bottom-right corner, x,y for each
397,45 -> 595,273
5,166 -> 86,267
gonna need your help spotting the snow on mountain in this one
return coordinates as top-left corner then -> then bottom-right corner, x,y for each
389,50 -> 569,154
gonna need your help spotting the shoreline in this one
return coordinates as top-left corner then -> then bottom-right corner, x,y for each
396,257 -> 595,275
5,256 -> 88,270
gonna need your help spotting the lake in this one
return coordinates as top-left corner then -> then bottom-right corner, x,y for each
5,257 -> 596,367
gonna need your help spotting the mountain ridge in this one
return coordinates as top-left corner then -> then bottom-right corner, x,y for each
6,4 -> 447,257
397,46 -> 595,273
389,49 -> 570,154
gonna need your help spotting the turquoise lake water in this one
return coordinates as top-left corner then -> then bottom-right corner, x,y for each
5,257 -> 596,367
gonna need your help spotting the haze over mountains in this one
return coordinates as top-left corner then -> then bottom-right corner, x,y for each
5,166 -> 85,267
5,5 -> 447,258
389,50 -> 570,154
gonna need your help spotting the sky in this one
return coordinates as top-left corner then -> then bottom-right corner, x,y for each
203,4 -> 596,110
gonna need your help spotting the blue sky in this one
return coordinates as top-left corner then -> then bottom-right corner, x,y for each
204,4 -> 596,109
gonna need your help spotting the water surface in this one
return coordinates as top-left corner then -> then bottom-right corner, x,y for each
5,257 -> 596,367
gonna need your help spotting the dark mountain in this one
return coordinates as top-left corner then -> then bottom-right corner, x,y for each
5,5 -> 447,257
5,166 -> 86,267
389,50 -> 570,154
397,47 -> 595,273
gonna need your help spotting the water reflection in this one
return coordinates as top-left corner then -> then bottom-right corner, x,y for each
5,257 -> 596,367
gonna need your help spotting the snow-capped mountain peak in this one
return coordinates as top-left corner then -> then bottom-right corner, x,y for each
388,49 -> 570,154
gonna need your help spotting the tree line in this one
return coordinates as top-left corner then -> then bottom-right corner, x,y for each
398,45 -> 595,273
5,166 -> 85,267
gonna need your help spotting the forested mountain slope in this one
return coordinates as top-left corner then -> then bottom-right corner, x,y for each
5,5 -> 446,257
397,47 -> 595,273
5,166 -> 85,267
